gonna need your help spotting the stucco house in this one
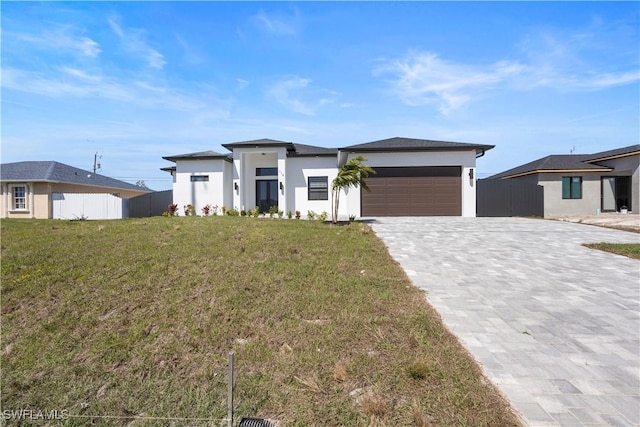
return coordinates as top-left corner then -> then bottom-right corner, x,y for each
1,161 -> 150,219
161,137 -> 494,218
488,144 -> 639,217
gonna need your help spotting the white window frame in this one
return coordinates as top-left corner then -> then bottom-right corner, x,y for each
9,184 -> 28,211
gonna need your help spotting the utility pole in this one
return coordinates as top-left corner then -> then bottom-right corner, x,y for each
93,152 -> 102,173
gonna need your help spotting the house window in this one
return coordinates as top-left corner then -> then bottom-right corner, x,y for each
562,176 -> 582,199
256,167 -> 278,176
190,175 -> 209,182
308,176 -> 328,200
12,186 -> 26,210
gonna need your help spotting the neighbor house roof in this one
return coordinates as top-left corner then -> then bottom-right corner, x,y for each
489,144 -> 639,179
583,144 -> 640,163
489,155 -> 613,179
0,161 -> 149,192
340,137 -> 495,154
162,150 -> 232,162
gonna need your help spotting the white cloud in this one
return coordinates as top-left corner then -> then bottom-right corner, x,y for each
1,67 -> 225,114
375,52 -> 525,114
10,29 -> 101,58
515,28 -> 640,91
235,78 -> 249,90
252,9 -> 300,35
376,43 -> 639,114
59,67 -> 101,82
587,71 -> 639,89
266,76 -> 337,116
107,17 -> 167,70
77,37 -> 101,57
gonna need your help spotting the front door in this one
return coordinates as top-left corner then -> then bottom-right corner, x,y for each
256,180 -> 278,213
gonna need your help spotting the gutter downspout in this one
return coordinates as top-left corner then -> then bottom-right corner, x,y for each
476,149 -> 486,159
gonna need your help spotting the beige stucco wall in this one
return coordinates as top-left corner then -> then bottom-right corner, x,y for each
1,182 -> 49,219
1,182 -> 147,219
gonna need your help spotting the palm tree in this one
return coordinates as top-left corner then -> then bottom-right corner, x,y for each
331,156 -> 375,223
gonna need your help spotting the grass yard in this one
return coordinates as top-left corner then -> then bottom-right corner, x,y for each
583,242 -> 640,259
1,217 -> 521,426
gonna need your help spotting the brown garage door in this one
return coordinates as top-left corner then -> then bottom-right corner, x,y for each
361,166 -> 462,216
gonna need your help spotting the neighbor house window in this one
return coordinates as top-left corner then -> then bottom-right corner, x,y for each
190,175 -> 209,182
308,176 -> 328,200
562,176 -> 582,199
256,167 -> 278,176
12,186 -> 26,210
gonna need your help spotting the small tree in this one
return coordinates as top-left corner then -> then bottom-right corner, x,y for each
331,156 -> 375,224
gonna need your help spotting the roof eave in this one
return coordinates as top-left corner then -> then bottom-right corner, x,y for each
339,145 -> 495,153
498,167 -> 614,179
289,152 -> 337,158
221,142 -> 294,151
162,155 -> 232,163
2,179 -> 149,192
585,150 -> 640,163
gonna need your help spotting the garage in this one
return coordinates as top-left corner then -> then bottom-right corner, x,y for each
361,166 -> 462,216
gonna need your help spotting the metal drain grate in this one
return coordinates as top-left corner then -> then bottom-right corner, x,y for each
238,418 -> 275,427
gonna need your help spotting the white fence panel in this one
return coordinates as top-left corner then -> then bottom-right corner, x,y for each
52,193 -> 126,220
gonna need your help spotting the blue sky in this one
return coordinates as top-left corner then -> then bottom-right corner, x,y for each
2,1 -> 638,190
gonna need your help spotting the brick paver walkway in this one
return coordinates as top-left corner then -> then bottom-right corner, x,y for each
371,217 -> 639,427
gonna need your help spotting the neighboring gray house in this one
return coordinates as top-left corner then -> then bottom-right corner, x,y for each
1,161 -> 150,219
486,145 -> 639,217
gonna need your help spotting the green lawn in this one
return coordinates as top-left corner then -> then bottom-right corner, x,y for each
583,242 -> 640,259
1,217 -> 521,426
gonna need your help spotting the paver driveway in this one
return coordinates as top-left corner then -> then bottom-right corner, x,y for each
370,217 -> 639,427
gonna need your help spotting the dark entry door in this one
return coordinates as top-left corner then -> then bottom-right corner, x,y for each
256,180 -> 278,213
602,176 -> 631,212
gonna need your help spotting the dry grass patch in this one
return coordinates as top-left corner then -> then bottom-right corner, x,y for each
1,217 -> 521,426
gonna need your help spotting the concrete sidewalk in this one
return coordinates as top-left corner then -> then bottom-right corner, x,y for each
370,217 -> 639,427
550,213 -> 640,233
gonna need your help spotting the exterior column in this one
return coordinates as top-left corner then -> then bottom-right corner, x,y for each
277,151 -> 286,213
29,182 -> 35,218
232,152 -> 241,210
3,183 -> 8,218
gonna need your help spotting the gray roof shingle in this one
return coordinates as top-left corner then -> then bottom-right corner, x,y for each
221,138 -> 293,150
340,137 -> 495,153
162,150 -> 231,162
584,144 -> 640,163
489,144 -> 639,179
164,136 -> 490,164
164,140 -> 336,161
1,161 -> 149,192
489,154 -> 614,179
290,143 -> 337,156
